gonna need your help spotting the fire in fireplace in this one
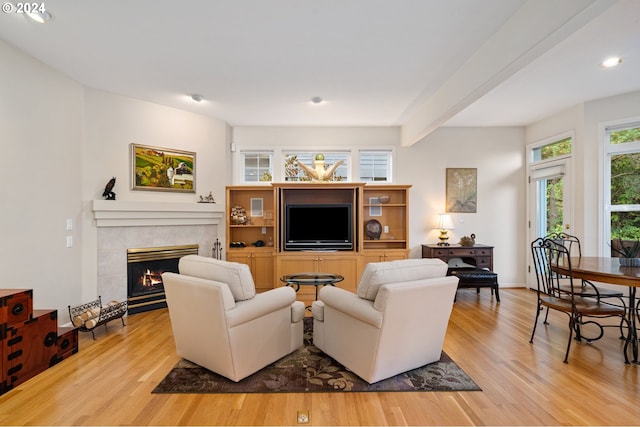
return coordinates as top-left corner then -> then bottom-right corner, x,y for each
126,244 -> 198,314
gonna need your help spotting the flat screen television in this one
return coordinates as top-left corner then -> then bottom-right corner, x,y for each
284,203 -> 353,251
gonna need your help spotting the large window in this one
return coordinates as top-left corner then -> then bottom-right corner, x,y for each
242,152 -> 273,182
604,123 -> 640,248
359,150 -> 391,182
235,147 -> 394,183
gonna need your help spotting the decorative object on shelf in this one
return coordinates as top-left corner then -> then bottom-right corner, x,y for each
610,237 -> 640,266
264,210 -> 273,225
131,143 -> 195,193
378,195 -> 390,204
198,192 -> 215,203
446,168 -> 477,213
366,219 -> 382,240
297,153 -> 344,182
250,198 -> 263,216
231,205 -> 247,224
212,238 -> 223,259
102,177 -> 116,200
459,233 -> 476,246
436,214 -> 455,246
369,197 -> 382,217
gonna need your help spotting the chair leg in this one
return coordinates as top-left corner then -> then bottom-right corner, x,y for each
564,315 -> 576,363
530,303 -> 542,343
573,314 -> 583,342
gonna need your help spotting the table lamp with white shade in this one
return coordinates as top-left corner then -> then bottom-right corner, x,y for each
436,214 -> 455,246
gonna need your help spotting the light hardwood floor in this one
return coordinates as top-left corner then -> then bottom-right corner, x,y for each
1,288 -> 639,426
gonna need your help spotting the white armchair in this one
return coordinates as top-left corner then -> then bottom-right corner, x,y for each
311,258 -> 458,384
162,255 -> 305,382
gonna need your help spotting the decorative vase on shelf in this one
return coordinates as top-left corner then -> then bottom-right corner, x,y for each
231,205 -> 247,224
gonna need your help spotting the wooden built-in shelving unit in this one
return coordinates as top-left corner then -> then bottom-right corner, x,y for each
226,183 -> 411,302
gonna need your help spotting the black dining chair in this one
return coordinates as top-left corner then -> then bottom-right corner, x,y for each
545,232 -> 626,308
529,238 -> 629,363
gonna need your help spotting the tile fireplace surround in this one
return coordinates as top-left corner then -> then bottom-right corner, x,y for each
92,200 -> 224,305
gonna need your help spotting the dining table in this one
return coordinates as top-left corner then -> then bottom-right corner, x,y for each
553,256 -> 640,364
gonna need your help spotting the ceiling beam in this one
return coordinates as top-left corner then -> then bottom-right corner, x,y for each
400,0 -> 617,147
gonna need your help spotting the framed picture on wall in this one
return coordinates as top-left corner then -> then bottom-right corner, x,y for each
131,143 -> 196,192
446,168 -> 477,213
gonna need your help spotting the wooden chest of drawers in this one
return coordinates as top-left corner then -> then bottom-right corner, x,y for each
421,244 -> 494,270
0,289 -> 33,326
54,326 -> 79,362
3,309 -> 59,390
0,290 -> 78,395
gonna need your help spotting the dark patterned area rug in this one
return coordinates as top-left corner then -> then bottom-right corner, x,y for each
153,318 -> 481,393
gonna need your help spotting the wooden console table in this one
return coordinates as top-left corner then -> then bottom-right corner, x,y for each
421,244 -> 493,270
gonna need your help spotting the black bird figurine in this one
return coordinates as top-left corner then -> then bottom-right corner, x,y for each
103,177 -> 116,200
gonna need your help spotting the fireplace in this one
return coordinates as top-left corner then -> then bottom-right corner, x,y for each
126,244 -> 199,314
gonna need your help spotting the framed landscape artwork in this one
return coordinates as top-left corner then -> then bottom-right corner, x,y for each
131,143 -> 196,192
446,168 -> 477,213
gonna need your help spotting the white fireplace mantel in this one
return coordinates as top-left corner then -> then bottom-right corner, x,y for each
92,200 -> 225,227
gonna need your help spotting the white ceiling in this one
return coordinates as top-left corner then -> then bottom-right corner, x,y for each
1,0 -> 638,145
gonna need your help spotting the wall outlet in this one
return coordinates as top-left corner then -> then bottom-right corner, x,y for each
262,226 -> 267,234
66,218 -> 73,231
66,236 -> 73,248
383,225 -> 389,233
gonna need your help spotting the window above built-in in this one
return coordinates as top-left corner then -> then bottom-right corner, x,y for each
235,147 -> 394,184
358,150 -> 392,182
242,151 -> 273,183
283,151 -> 349,182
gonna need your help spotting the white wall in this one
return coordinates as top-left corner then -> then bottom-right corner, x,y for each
399,127 -> 526,286
234,125 -> 527,286
583,91 -> 640,254
1,40 -> 85,313
82,89 -> 229,204
233,126 -> 399,147
232,126 -> 399,181
526,90 -> 640,255
11,35 -> 637,313
80,89 -> 229,307
1,40 -> 230,320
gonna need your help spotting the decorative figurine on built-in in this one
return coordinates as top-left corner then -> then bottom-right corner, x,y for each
297,153 -> 344,181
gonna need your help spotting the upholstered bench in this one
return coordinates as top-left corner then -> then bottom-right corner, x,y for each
448,268 -> 500,302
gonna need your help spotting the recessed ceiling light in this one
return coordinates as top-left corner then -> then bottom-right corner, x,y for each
600,57 -> 622,68
311,96 -> 324,104
190,94 -> 204,102
25,9 -> 52,23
